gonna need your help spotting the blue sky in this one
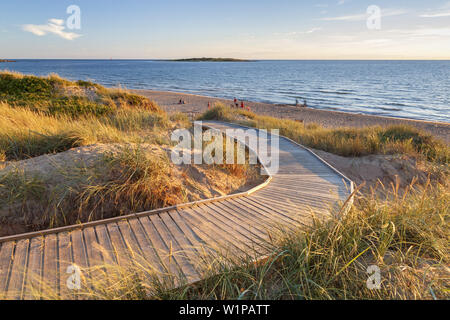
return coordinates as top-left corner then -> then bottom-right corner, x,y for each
1,0 -> 449,59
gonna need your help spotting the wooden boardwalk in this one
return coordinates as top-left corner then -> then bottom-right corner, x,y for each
0,121 -> 354,299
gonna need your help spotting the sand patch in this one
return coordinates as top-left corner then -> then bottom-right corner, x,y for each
313,149 -> 446,191
0,143 -> 263,237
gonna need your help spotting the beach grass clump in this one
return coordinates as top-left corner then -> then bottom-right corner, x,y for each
0,145 -> 185,231
0,71 -> 162,118
0,169 -> 46,207
0,72 -> 171,161
199,104 -> 450,164
0,103 -> 86,160
106,88 -> 161,112
74,146 -> 184,224
0,102 -> 173,161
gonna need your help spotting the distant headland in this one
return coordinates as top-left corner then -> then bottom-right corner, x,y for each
169,57 -> 254,62
0,59 -> 16,63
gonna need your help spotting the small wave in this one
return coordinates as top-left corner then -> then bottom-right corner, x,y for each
317,90 -> 352,95
385,102 -> 409,107
377,106 -> 402,112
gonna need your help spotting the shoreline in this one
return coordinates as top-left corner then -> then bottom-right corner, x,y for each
134,89 -> 450,144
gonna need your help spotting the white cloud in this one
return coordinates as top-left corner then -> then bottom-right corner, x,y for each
273,28 -> 322,37
304,27 -> 322,34
420,11 -> 450,18
390,28 -> 450,37
420,1 -> 450,17
22,19 -> 81,40
321,8 -> 406,21
321,13 -> 366,21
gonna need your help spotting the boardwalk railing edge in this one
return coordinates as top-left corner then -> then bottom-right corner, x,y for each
201,121 -> 356,216
0,124 -> 273,244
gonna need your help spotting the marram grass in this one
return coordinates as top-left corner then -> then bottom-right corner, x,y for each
26,180 -> 449,300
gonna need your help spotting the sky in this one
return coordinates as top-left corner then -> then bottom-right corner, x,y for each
0,0 -> 449,59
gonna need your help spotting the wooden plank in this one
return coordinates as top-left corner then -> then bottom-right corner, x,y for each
238,197 -> 305,228
149,214 -> 199,283
117,219 -> 167,282
215,200 -> 272,237
71,230 -> 89,269
57,232 -> 74,300
138,216 -> 182,278
70,229 -> 90,299
6,239 -> 29,300
199,203 -> 261,245
82,227 -> 107,293
117,220 -> 146,263
255,193 -> 336,216
203,202 -> 271,253
127,219 -> 166,275
258,187 -> 340,206
95,224 -> 117,265
93,224 -> 120,293
106,223 -> 132,268
183,206 -> 251,255
251,195 -> 329,226
171,210 -> 207,251
268,184 -> 341,196
174,209 -> 237,256
83,227 -> 103,267
222,199 -> 278,236
42,234 -> 58,299
0,241 -> 15,298
22,237 -> 43,300
159,213 -> 204,273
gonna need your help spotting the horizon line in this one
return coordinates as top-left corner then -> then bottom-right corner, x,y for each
2,58 -> 450,61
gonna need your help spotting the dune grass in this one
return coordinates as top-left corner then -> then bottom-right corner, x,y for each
0,73 -> 186,231
30,179 -> 449,300
0,102 -> 175,161
199,104 -> 449,164
0,71 -> 184,161
0,71 -> 160,117
0,74 -> 260,233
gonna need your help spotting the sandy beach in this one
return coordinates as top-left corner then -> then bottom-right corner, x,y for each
135,89 -> 450,144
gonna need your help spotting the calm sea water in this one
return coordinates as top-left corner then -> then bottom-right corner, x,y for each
1,60 -> 449,123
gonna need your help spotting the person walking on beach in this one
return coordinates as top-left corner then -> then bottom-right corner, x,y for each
234,98 -> 238,108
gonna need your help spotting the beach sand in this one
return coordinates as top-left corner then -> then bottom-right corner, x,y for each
134,89 -> 450,144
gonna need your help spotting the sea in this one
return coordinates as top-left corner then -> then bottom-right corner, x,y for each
1,59 -> 449,123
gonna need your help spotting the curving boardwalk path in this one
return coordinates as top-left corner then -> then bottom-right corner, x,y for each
0,121 -> 354,299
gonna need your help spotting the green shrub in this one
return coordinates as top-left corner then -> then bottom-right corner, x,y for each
48,97 -> 116,117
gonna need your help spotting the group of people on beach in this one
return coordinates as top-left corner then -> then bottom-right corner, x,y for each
179,96 -> 305,111
232,98 -> 250,111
